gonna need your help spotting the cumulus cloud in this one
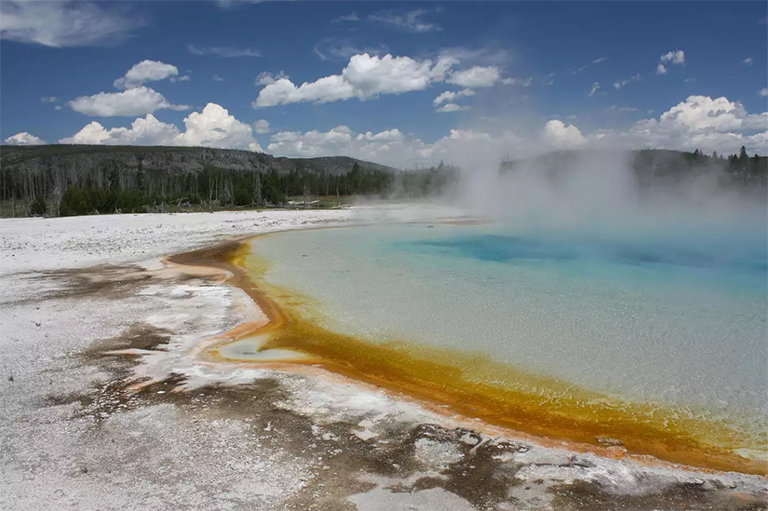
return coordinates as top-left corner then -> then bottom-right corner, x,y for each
436,103 -> 470,113
266,126 -> 526,168
446,66 -> 500,88
253,53 -> 457,107
113,60 -> 179,89
213,74 -> 225,82
741,57 -> 753,66
266,125 -> 428,167
67,87 -> 189,117
759,88 -> 768,97
188,44 -> 261,58
60,115 -> 178,145
0,0 -> 143,47
657,50 -> 685,74
600,95 -> 768,155
255,71 -> 289,86
433,89 -> 475,106
60,103 -> 264,152
368,9 -> 440,32
41,96 -> 59,103
48,95 -> 768,166
660,50 -> 685,65
614,74 -> 641,90
263,95 -> 768,166
588,82 -> 601,97
4,132 -> 45,145
253,119 -> 270,134
178,104 -> 263,151
543,120 -> 587,149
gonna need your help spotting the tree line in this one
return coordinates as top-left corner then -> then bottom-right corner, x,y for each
0,147 -> 456,217
500,147 -> 768,189
1,144 -> 764,217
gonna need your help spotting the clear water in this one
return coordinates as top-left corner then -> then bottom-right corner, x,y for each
247,222 -> 768,450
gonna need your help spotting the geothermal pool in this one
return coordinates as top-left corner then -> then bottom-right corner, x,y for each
220,221 -> 768,471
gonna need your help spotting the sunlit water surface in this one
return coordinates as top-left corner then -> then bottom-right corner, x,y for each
244,222 -> 768,457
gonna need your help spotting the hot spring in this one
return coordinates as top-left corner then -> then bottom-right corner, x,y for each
213,219 -> 767,473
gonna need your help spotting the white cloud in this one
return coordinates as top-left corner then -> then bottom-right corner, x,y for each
178,104 -> 263,151
269,96 -> 759,166
759,88 -> 768,97
436,103 -> 470,113
255,71 -> 289,86
41,96 -> 59,103
502,76 -> 533,87
543,120 -> 587,149
55,105 -> 62,111
592,57 -> 608,64
600,95 -> 768,155
50,95 -> 768,167
660,50 -> 685,65
213,74 -> 225,82
447,66 -> 500,88
188,44 -> 261,58
614,74 -> 641,90
171,75 -> 190,83
113,60 -> 179,89
266,126 -> 526,168
588,82 -> 600,97
266,125 -> 428,167
60,103 -> 264,152
254,53 -> 457,107
253,119 -> 270,134
4,132 -> 45,145
67,87 -> 189,117
657,50 -> 685,74
368,9 -> 440,32
652,95 -> 765,132
433,89 -> 475,106
0,1 -> 143,47
741,57 -> 754,66
60,116 -> 178,145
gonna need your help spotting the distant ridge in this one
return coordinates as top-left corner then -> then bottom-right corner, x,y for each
0,144 -> 402,175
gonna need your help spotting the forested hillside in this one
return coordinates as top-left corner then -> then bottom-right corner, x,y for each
501,147 -> 768,190
0,145 -> 401,216
1,144 -> 765,217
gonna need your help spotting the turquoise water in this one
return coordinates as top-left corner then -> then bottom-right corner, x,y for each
249,221 -> 768,445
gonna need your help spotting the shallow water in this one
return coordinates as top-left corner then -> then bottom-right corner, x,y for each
238,222 -> 768,465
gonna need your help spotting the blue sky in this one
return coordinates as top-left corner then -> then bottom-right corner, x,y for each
1,1 -> 766,167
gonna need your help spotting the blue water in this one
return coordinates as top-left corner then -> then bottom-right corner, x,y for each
405,232 -> 767,273
249,222 -> 768,449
